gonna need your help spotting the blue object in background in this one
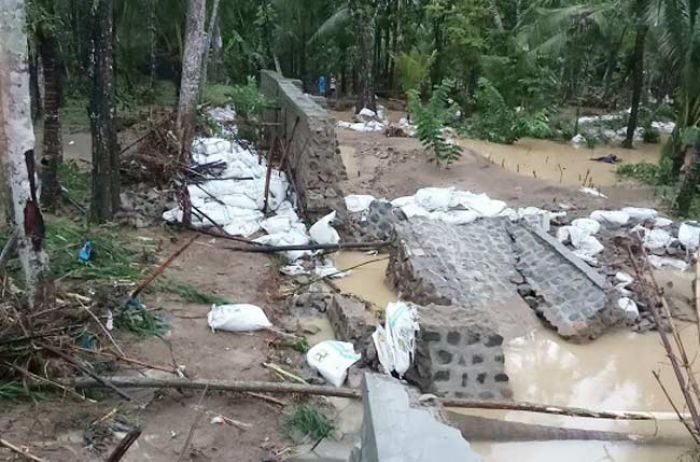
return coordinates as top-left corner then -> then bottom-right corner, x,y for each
319,75 -> 326,96
78,240 -> 93,262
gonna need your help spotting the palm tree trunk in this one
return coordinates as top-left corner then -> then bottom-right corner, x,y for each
89,0 -> 120,223
0,0 -> 52,309
29,49 -> 42,121
176,0 -> 206,160
199,0 -> 221,95
350,0 -> 376,112
39,33 -> 63,210
623,24 -> 647,148
677,135 -> 700,216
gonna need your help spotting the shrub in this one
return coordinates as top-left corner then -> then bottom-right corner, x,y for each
408,79 -> 463,166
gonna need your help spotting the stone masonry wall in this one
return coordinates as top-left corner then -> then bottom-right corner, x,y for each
260,70 -> 347,220
387,217 -> 615,397
407,303 -> 513,400
509,223 -> 614,341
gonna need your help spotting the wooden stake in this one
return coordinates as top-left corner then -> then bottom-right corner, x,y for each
0,438 -> 46,462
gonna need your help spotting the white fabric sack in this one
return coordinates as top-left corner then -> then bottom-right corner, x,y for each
622,207 -> 658,222
401,202 -> 431,218
655,217 -> 674,227
255,228 -> 310,261
306,340 -> 361,387
590,210 -> 630,227
571,218 -> 601,235
415,187 -> 453,211
647,255 -> 689,271
345,194 -> 376,213
373,302 -> 419,377
433,210 -> 479,225
678,222 -> 700,250
208,304 -> 272,332
391,196 -> 415,208
452,191 -> 507,217
644,228 -> 673,250
617,297 -> 639,321
309,211 -> 340,245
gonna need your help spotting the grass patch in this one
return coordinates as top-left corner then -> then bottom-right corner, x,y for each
0,217 -> 149,282
0,381 -> 50,402
115,300 -> 170,337
44,218 -> 147,281
157,280 -> 231,305
57,160 -> 90,204
616,162 -> 661,185
284,405 -> 334,441
202,83 -> 234,107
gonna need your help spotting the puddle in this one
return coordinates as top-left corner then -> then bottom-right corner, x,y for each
328,246 -> 696,459
299,315 -> 336,346
331,251 -> 397,312
469,441 -> 690,461
459,137 -> 662,187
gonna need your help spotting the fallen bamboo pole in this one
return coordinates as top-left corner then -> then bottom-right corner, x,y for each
0,438 -> 46,462
61,376 -> 690,421
225,240 -> 393,254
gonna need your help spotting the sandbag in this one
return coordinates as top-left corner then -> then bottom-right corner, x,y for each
208,304 -> 272,332
309,211 -> 340,245
306,340 -> 361,387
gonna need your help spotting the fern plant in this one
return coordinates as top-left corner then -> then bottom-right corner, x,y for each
408,79 -> 463,167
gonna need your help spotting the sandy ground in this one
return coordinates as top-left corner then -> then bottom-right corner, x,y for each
336,126 -> 661,213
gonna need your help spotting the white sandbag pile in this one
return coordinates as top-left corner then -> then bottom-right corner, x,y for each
161,108 -> 341,264
384,187 -> 557,227
336,107 -> 389,132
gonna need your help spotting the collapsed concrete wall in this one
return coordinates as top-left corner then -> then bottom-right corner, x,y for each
350,373 -> 481,462
387,217 -> 616,397
260,70 -> 347,219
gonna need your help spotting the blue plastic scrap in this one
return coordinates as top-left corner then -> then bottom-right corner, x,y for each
78,240 -> 93,262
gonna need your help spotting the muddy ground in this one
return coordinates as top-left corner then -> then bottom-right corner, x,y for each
0,111 -> 687,462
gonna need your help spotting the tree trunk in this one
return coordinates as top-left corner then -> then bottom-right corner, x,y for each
29,49 -> 42,121
149,0 -> 156,91
350,0 -> 376,113
199,0 -> 221,96
0,0 -> 52,309
677,136 -> 700,216
623,25 -> 647,149
89,0 -> 120,223
176,0 -> 206,161
39,33 -> 63,210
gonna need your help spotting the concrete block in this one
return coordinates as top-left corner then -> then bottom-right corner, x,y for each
327,294 -> 377,356
405,304 -> 513,400
355,373 -> 481,462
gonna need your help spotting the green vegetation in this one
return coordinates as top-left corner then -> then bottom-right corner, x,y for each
408,79 -> 463,166
158,280 -> 231,305
0,381 -> 50,402
57,160 -> 90,204
284,404 -> 335,441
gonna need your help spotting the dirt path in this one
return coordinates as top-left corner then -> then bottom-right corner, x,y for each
0,232 -> 292,461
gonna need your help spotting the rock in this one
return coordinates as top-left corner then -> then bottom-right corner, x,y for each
327,294 -> 376,356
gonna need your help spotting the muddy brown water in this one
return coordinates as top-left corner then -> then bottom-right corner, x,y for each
458,138 -> 662,188
331,252 -> 696,460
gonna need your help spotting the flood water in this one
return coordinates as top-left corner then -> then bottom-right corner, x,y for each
332,251 -> 697,461
459,138 -> 662,187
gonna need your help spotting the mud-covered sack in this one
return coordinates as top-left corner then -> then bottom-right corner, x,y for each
306,340 -> 361,387
207,304 -> 272,332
